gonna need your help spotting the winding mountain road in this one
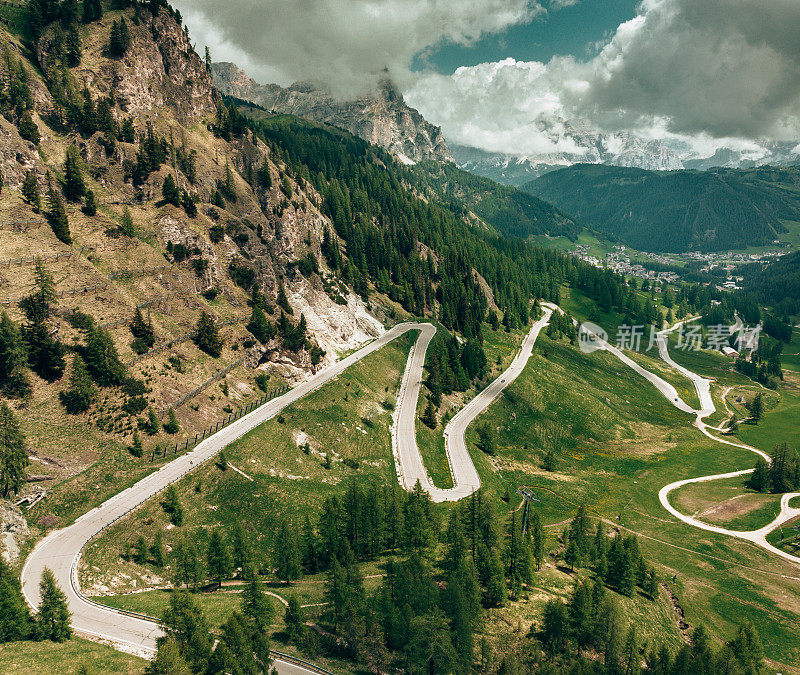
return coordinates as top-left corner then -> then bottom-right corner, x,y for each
584,314 -> 800,567
21,309 -> 555,663
392,306 -> 554,502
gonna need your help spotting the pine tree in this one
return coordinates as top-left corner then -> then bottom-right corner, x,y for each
749,457 -> 769,492
83,188 -> 97,216
194,311 -> 223,357
643,567 -> 658,600
149,531 -> 165,568
17,110 -> 40,144
47,180 -> 71,244
542,447 -> 557,471
284,594 -> 304,644
82,0 -> 102,23
163,409 -> 179,434
130,307 -> 155,353
241,574 -> 274,632
407,610 -> 459,675
37,568 -> 71,642
323,555 -> 347,630
246,306 -> 273,344
228,522 -> 253,577
0,403 -> 28,499
109,18 -> 131,58
146,637 -> 192,675
564,537 -> 581,572
172,539 -> 201,590
65,24 -> 82,66
0,558 -> 34,642
477,423 -> 495,455
162,485 -> 184,526
162,173 -> 180,205
750,393 -> 763,425
63,144 -> 86,201
180,191 -> 196,217
277,282 -> 292,314
160,589 -> 213,671
0,311 -> 31,399
21,170 -> 40,211
134,535 -> 148,564
59,354 -> 96,413
477,541 -> 506,607
80,87 -> 97,136
274,519 -> 302,581
421,399 -> 437,429
84,324 -> 126,386
119,206 -> 135,237
130,429 -> 143,458
730,621 -> 764,673
147,407 -> 160,435
206,529 -> 232,589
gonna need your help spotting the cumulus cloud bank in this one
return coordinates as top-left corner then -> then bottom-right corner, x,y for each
407,0 -> 800,154
173,0 -> 543,97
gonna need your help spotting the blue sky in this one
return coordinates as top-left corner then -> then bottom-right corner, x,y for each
414,0 -> 641,74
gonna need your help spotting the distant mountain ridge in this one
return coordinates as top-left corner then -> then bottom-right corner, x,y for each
452,136 -> 800,187
523,164 -> 800,253
450,129 -> 684,187
212,62 -> 453,164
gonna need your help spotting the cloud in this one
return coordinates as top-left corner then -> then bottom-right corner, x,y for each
549,0 -> 580,9
172,0 -> 543,97
406,0 -> 800,154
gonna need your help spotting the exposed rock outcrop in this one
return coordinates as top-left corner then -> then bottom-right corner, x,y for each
0,500 -> 30,564
37,9 -> 217,123
212,62 -> 453,165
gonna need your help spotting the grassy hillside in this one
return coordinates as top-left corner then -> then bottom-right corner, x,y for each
0,637 -> 145,674
523,164 -> 800,252
471,322 -> 800,668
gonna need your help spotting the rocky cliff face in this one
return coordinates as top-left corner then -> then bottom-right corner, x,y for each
0,6 -> 391,512
212,62 -> 453,164
36,9 -> 217,124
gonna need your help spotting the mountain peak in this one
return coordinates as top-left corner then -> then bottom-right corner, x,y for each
212,62 -> 453,164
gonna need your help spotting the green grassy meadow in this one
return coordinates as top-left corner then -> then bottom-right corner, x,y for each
0,637 -> 146,675
77,286 -> 800,670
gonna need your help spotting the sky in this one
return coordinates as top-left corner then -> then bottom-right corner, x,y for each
174,0 -> 800,158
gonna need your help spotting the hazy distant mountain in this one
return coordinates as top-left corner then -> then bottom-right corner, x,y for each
212,62 -> 453,164
453,134 -> 800,187
451,130 -> 684,187
680,141 -> 800,171
524,164 -> 800,253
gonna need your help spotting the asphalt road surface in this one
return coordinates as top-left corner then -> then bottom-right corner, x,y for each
21,322 -> 434,670
390,308 -> 553,502
22,312 -> 556,667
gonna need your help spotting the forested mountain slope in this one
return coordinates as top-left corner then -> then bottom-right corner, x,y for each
0,0 -> 643,544
523,164 -> 800,252
743,251 -> 800,315
411,160 -> 582,241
